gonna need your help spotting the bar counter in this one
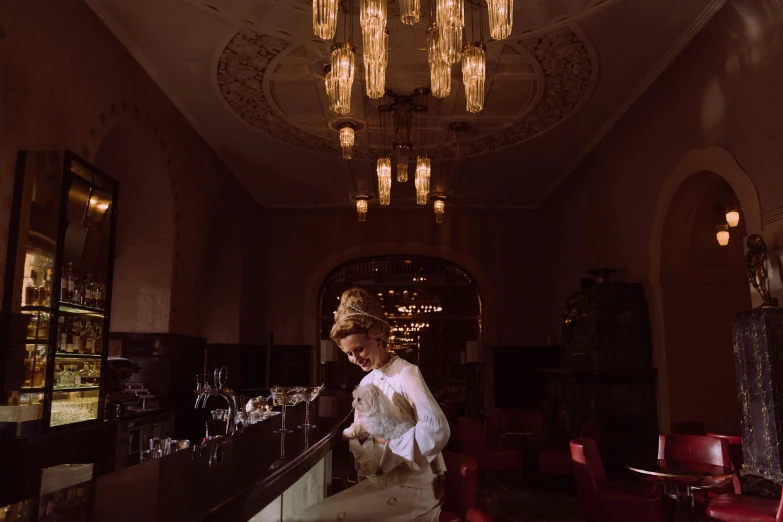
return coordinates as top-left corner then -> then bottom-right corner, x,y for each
0,405 -> 353,522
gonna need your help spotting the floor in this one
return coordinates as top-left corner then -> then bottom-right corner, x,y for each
476,486 -> 582,522
476,483 -> 710,522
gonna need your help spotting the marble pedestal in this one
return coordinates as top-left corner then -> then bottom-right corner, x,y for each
733,308 -> 783,497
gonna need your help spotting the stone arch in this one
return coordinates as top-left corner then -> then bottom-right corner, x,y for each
92,119 -> 177,332
302,242 -> 499,408
81,102 -> 184,326
648,146 -> 761,432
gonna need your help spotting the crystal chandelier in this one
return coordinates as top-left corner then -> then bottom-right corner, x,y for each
415,156 -> 431,205
328,1 -> 355,114
400,0 -> 421,25
339,122 -> 355,159
377,157 -> 392,205
433,197 -> 445,223
462,41 -> 486,113
436,0 -> 464,34
487,0 -> 513,40
427,23 -> 452,98
324,65 -> 339,112
360,0 -> 387,65
377,89 -> 430,185
364,27 -> 388,99
355,196 -> 368,221
313,0 -> 339,40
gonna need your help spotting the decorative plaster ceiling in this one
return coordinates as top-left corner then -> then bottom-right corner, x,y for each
216,25 -> 593,159
85,0 -> 725,207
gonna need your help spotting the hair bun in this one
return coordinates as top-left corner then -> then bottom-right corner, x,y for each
331,288 -> 391,344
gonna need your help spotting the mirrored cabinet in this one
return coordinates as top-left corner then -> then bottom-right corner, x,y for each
2,151 -> 118,433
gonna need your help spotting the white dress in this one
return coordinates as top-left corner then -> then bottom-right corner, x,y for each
296,356 -> 450,522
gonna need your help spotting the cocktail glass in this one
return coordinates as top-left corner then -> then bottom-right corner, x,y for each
270,386 -> 294,433
298,384 -> 324,429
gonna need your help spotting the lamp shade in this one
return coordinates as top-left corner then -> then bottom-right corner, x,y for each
716,224 -> 730,246
320,339 -> 339,363
726,207 -> 740,227
465,340 -> 483,363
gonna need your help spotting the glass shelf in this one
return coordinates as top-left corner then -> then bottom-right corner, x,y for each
54,353 -> 101,359
52,385 -> 100,393
58,302 -> 105,318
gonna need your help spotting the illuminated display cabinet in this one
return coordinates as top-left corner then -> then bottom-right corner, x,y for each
2,151 -> 118,433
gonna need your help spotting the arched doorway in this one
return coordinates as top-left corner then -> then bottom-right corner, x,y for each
659,171 -> 749,434
93,123 -> 176,332
318,256 -> 484,415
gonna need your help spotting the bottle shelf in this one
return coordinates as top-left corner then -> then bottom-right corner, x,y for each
20,386 -> 45,392
52,385 -> 100,393
55,352 -> 102,359
21,306 -> 54,313
58,302 -> 106,317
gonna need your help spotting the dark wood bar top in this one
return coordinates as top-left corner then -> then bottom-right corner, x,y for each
0,403 -> 353,522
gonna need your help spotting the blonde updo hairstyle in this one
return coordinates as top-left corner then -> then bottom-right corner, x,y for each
331,288 -> 392,347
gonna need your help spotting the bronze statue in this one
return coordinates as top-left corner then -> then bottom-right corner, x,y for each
746,234 -> 777,307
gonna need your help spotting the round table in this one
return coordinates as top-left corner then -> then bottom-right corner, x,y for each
626,459 -> 734,521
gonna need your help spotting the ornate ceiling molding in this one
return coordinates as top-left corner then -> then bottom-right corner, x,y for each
216,25 -> 595,159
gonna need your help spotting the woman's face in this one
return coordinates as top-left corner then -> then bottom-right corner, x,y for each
339,333 -> 387,372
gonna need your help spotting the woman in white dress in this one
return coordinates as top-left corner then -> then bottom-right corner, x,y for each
297,288 -> 450,522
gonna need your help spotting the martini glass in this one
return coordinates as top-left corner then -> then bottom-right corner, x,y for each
271,386 -> 295,433
298,384 -> 324,429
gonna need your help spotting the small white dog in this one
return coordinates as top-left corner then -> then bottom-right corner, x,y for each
343,383 -> 415,441
343,383 -> 416,478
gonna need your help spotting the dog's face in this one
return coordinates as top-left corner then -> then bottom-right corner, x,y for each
352,384 -> 382,416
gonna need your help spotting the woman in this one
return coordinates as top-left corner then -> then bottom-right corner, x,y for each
297,288 -> 450,521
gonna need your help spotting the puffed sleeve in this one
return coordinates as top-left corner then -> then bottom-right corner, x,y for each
382,365 -> 450,471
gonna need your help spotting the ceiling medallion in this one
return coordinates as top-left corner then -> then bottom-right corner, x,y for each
216,26 -> 593,161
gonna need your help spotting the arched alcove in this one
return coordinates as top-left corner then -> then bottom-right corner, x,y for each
302,242 -> 499,409
659,172 -> 749,434
93,123 -> 176,332
318,256 -> 485,415
649,146 -> 760,433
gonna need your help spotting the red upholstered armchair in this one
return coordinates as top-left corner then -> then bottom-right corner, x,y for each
539,421 -> 600,478
570,438 -> 661,522
706,488 -> 783,521
439,452 -> 493,522
658,434 -> 737,500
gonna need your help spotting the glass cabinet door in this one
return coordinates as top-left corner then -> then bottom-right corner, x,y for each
49,156 -> 115,427
2,151 -> 117,432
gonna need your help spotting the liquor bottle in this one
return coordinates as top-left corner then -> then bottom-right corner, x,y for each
72,278 -> 83,306
65,317 -> 74,353
84,274 -> 94,308
94,323 -> 103,354
84,321 -> 96,354
64,262 -> 76,303
58,316 -> 67,352
27,314 -> 38,339
72,320 -> 83,353
24,270 -> 39,306
72,365 -> 82,387
94,278 -> 104,309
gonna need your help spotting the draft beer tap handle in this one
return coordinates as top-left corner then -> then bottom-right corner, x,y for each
215,366 -> 227,389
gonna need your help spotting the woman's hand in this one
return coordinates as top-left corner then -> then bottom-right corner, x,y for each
374,436 -> 388,444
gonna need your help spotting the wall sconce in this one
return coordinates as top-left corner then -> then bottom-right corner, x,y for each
716,224 -> 730,246
725,206 -> 740,228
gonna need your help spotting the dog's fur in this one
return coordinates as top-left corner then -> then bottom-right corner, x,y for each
343,383 -> 415,441
343,383 -> 416,478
